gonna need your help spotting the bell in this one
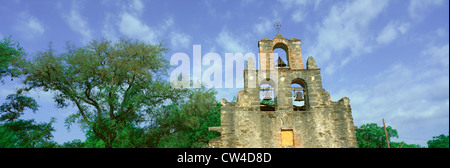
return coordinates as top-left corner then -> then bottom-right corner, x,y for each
276,58 -> 287,67
263,92 -> 272,100
294,92 -> 304,101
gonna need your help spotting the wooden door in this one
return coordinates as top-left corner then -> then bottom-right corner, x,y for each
281,130 -> 294,147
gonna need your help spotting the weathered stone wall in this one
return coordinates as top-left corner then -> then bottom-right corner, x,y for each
209,35 -> 357,148
258,34 -> 303,70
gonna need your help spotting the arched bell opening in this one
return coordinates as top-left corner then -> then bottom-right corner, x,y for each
260,78 -> 276,111
291,78 -> 307,111
273,43 -> 289,70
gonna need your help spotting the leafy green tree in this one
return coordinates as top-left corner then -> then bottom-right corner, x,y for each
0,36 -> 24,81
156,87 -> 221,148
0,118 -> 56,148
60,139 -> 86,148
0,37 -> 57,148
0,125 -> 16,148
427,134 -> 449,148
0,93 -> 39,122
390,141 -> 424,148
0,93 -> 57,148
356,123 -> 399,148
22,38 -> 182,148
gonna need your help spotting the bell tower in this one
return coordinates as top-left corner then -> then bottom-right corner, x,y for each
209,34 -> 357,148
258,34 -> 303,70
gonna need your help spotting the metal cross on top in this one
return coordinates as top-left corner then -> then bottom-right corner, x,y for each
274,21 -> 282,34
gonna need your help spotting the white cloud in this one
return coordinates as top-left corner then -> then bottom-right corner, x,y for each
25,17 -> 45,35
215,29 -> 249,53
408,0 -> 443,20
170,32 -> 192,50
435,28 -> 447,38
129,0 -> 144,16
376,21 -> 410,44
291,10 -> 307,23
334,62 -> 448,146
308,0 -> 389,75
101,13 -> 118,41
203,0 -> 216,16
163,17 -> 174,30
253,18 -> 272,35
14,14 -> 45,40
277,0 -> 319,22
421,43 -> 449,68
63,4 -> 93,43
118,12 -> 157,43
333,41 -> 449,146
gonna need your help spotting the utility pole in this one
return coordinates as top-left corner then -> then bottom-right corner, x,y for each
382,118 -> 390,148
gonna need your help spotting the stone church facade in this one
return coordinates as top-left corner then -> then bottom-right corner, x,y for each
208,34 -> 357,148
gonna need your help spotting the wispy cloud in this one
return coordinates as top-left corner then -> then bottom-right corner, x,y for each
333,41 -> 449,145
129,0 -> 144,16
376,21 -> 410,44
118,12 -> 157,43
308,0 -> 389,75
215,29 -> 250,54
277,0 -> 321,23
13,13 -> 45,40
62,2 -> 93,43
253,18 -> 272,35
170,31 -> 192,50
101,13 -> 118,41
421,43 -> 449,68
408,0 -> 443,20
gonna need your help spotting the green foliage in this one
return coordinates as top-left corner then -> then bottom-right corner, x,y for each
0,93 -> 39,122
356,123 -> 398,148
0,36 -> 24,81
0,92 -> 56,148
390,141 -> 424,148
60,139 -> 86,148
22,38 -> 181,148
260,99 -> 275,105
427,134 -> 449,148
0,118 -> 56,148
154,86 -> 221,148
2,37 -> 224,148
0,125 -> 16,148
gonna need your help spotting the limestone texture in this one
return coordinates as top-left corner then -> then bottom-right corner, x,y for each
209,35 -> 357,148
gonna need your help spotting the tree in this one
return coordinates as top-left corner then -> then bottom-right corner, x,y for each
0,93 -> 56,148
0,36 -> 24,81
356,123 -> 399,148
0,37 -> 57,148
22,38 -> 182,148
0,93 -> 39,122
0,125 -> 16,148
0,118 -> 56,148
427,134 -> 449,148
390,141 -> 424,148
60,139 -> 86,148
156,87 -> 221,148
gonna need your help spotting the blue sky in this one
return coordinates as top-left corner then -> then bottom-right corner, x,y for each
0,0 -> 448,147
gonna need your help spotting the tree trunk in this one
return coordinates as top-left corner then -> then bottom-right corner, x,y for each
105,141 -> 112,148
